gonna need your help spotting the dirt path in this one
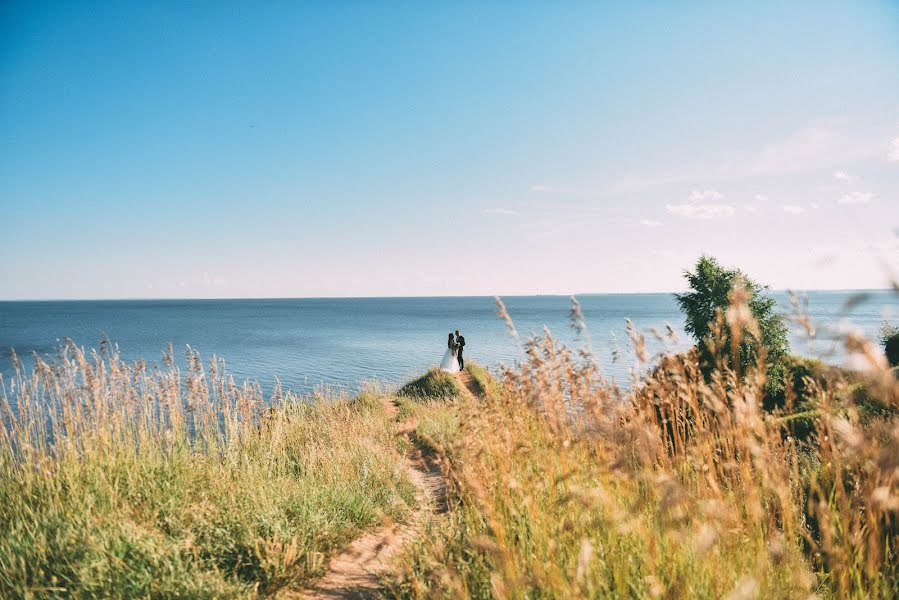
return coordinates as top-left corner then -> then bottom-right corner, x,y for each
292,394 -> 449,600
454,370 -> 481,399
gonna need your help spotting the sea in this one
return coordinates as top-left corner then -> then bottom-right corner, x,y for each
1,291 -> 896,396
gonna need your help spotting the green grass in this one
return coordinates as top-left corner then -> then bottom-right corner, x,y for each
397,368 -> 463,399
390,301 -> 899,599
463,362 -> 499,399
396,397 -> 460,457
0,346 -> 415,598
3,322 -> 895,599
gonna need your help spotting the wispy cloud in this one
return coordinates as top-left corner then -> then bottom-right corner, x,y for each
889,137 -> 899,162
742,194 -> 767,213
481,208 -> 518,215
610,117 -> 885,193
749,121 -> 841,175
666,188 -> 735,219
833,170 -> 856,184
782,204 -> 806,214
666,203 -> 735,219
838,191 -> 874,205
639,219 -> 663,227
530,184 -> 553,192
689,189 -> 724,202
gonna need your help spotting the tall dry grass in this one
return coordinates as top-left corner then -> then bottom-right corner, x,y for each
393,292 -> 898,599
0,341 -> 414,598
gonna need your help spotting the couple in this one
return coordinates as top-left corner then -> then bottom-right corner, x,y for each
439,330 -> 466,373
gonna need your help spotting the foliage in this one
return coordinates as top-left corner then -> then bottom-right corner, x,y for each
881,323 -> 899,367
675,255 -> 790,398
0,344 -> 415,598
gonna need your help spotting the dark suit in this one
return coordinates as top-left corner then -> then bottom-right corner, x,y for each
456,335 -> 465,369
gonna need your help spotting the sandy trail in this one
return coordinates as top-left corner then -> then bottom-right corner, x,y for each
454,370 -> 481,399
292,373 -> 474,599
294,453 -> 443,599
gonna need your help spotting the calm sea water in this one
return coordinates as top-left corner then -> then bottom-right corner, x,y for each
1,291 -> 896,396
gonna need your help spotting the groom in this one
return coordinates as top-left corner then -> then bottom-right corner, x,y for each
455,330 -> 465,369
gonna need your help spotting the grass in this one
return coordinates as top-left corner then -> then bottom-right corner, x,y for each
2,294 -> 897,599
0,343 -> 415,598
464,362 -> 499,399
390,297 -> 899,599
398,368 -> 464,400
396,398 -> 460,458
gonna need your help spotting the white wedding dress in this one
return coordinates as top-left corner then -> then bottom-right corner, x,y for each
440,344 -> 460,373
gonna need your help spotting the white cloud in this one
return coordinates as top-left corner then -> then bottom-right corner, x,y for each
666,203 -> 735,219
888,137 -> 899,161
639,219 -> 663,227
531,184 -> 553,192
689,189 -> 724,202
666,189 -> 735,219
809,201 -> 820,209
833,170 -> 856,184
743,204 -> 758,213
482,208 -> 518,215
753,194 -> 769,203
783,205 -> 806,214
838,191 -> 874,205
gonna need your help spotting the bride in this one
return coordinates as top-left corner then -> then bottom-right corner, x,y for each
439,332 -> 460,373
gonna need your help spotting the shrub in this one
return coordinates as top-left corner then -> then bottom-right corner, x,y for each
881,323 -> 899,367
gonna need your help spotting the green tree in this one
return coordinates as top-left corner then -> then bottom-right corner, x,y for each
675,256 -> 789,399
881,323 -> 899,367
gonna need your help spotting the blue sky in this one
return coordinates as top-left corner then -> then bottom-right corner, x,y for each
1,1 -> 897,299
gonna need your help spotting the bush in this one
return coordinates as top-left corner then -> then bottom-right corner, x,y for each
881,323 -> 899,367
769,355 -> 831,440
675,256 -> 789,398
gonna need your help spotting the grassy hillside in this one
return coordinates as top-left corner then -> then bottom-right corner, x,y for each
0,345 -> 415,598
2,304 -> 896,599
398,368 -> 464,399
390,301 -> 899,600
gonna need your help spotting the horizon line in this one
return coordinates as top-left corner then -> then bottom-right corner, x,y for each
0,286 -> 894,303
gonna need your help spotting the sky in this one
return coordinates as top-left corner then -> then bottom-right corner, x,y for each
1,1 -> 898,299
